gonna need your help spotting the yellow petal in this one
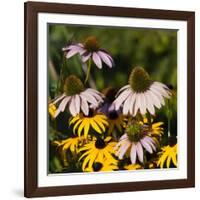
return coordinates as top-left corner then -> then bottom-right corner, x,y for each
90,119 -> 102,134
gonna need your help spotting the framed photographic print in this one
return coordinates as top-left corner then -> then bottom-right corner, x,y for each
24,1 -> 195,198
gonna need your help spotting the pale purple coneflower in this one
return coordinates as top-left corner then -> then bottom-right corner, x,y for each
62,36 -> 114,69
52,75 -> 104,117
115,121 -> 157,164
113,66 -> 171,116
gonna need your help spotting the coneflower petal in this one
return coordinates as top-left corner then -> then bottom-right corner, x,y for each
140,138 -> 153,154
69,97 -> 77,116
123,93 -> 133,115
80,96 -> 89,115
92,52 -> 102,69
59,96 -> 70,112
136,142 -> 144,163
98,51 -> 113,68
82,52 -> 91,62
118,141 -> 131,159
130,143 -> 137,164
114,88 -> 132,110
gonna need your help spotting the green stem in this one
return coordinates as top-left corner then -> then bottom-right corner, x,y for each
84,59 -> 92,84
167,99 -> 171,138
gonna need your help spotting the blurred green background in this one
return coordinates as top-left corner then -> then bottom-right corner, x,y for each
48,24 -> 177,173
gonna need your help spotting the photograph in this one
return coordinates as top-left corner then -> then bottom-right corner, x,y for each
48,24 -> 178,174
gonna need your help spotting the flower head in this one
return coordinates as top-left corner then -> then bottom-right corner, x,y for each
79,137 -> 117,171
63,36 -> 114,69
124,163 -> 143,170
84,159 -> 118,172
69,110 -> 108,138
157,137 -> 177,168
52,75 -> 104,117
115,120 -> 157,164
49,103 -> 57,118
113,66 -> 171,116
53,135 -> 84,153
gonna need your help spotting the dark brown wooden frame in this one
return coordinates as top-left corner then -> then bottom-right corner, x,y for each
24,1 -> 195,198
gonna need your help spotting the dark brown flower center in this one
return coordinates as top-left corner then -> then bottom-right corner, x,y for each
126,122 -> 146,142
84,36 -> 99,52
92,162 -> 103,171
102,87 -> 117,103
129,66 -> 152,93
168,136 -> 177,147
108,110 -> 119,120
63,75 -> 84,96
83,109 -> 95,118
95,139 -> 106,149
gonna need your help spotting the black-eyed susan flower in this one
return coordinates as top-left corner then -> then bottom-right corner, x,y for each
141,117 -> 164,137
63,36 -> 114,69
115,120 -> 157,164
84,159 -> 118,172
124,163 -> 143,170
79,137 -> 117,171
113,66 -> 171,116
157,137 -> 177,168
49,103 -> 57,118
69,109 -> 108,138
52,75 -> 104,117
53,135 -> 84,153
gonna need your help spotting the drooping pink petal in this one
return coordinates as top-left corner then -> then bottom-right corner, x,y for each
81,52 -> 91,63
138,93 -> 146,115
150,86 -> 165,106
114,88 -> 132,110
130,143 -> 137,164
69,97 -> 77,116
97,51 -> 113,68
59,96 -> 70,112
118,141 -> 131,160
116,85 -> 130,96
74,95 -> 80,114
52,94 -> 66,104
66,48 -> 80,59
140,138 -> 153,154
145,137 -> 156,151
129,92 -> 136,115
143,93 -> 155,115
85,89 -> 103,102
123,93 -> 133,115
80,96 -> 89,115
119,133 -> 128,141
147,90 -> 162,109
151,83 -> 170,99
133,94 -> 140,116
80,92 -> 98,107
92,52 -> 102,69
136,142 -> 144,163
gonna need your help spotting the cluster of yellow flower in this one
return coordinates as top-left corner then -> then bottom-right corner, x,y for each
49,36 -> 177,173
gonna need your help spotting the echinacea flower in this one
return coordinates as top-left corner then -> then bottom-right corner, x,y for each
113,67 -> 171,116
52,75 -> 104,117
69,109 -> 108,138
157,137 -> 177,168
124,163 -> 143,170
79,137 -> 117,171
115,120 -> 157,164
84,159 -> 118,172
63,36 -> 114,69
49,103 -> 56,118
